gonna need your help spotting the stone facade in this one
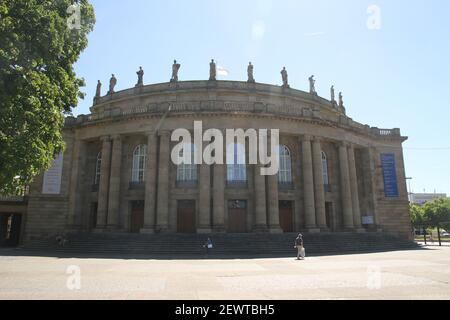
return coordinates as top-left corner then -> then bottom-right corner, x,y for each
23,80 -> 412,241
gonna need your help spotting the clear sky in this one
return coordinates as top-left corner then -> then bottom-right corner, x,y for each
73,0 -> 450,195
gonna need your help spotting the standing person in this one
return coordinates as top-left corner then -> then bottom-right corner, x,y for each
294,234 -> 305,260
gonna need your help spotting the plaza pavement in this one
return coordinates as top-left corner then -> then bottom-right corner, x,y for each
0,246 -> 449,300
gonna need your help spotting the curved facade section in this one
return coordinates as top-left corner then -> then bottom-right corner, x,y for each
24,80 -> 412,241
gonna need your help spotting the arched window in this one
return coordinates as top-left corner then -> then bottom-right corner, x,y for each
278,145 -> 293,185
132,145 -> 147,183
94,152 -> 102,185
226,143 -> 247,184
322,151 -> 329,186
176,143 -> 198,185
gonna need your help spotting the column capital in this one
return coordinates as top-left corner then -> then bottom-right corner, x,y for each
145,130 -> 158,137
100,135 -> 111,143
300,134 -> 313,142
312,136 -> 323,143
111,134 -> 122,141
339,141 -> 349,148
158,130 -> 171,137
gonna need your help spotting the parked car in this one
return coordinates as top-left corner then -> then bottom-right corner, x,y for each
441,232 -> 450,237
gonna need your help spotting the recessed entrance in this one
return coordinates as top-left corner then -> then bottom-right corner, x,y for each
177,200 -> 196,233
0,213 -> 22,247
279,200 -> 294,233
130,201 -> 144,233
228,200 -> 247,233
325,202 -> 334,231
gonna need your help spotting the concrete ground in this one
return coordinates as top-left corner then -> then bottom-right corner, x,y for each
0,246 -> 449,300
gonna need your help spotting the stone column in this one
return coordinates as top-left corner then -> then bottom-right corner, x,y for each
267,134 -> 282,233
213,148 -> 225,232
301,135 -> 318,231
198,162 -> 212,233
348,145 -> 363,231
141,132 -> 158,233
106,135 -> 122,229
68,138 -> 86,228
339,142 -> 354,229
96,136 -> 112,230
312,137 -> 327,230
253,164 -> 268,232
156,131 -> 170,232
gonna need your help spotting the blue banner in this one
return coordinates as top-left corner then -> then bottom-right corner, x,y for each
380,153 -> 399,198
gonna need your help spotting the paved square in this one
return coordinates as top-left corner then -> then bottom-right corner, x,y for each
0,246 -> 449,300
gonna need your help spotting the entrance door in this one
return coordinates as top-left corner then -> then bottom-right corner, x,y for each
228,200 -> 247,233
0,214 -> 9,246
89,203 -> 98,230
0,214 -> 22,247
325,202 -> 333,231
177,200 -> 196,233
279,201 -> 293,233
130,201 -> 144,233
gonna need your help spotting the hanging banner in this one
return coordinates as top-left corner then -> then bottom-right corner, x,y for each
42,153 -> 64,195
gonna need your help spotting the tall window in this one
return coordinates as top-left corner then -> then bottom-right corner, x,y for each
176,143 -> 198,184
132,144 -> 147,183
322,151 -> 329,185
227,143 -> 247,183
278,145 -> 293,185
94,152 -> 102,185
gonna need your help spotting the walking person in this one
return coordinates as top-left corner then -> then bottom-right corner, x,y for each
294,233 -> 305,260
203,237 -> 213,256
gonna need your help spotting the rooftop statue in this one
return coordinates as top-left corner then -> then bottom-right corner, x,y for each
281,67 -> 289,88
209,59 -> 216,81
108,74 -> 117,94
171,60 -> 181,82
309,75 -> 317,94
136,67 -> 144,87
330,85 -> 335,102
95,80 -> 101,98
339,92 -> 344,107
247,62 -> 255,83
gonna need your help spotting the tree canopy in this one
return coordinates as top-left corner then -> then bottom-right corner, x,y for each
0,0 -> 95,194
410,198 -> 450,231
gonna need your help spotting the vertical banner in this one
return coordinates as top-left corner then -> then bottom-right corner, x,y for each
380,153 -> 399,198
42,153 -> 64,195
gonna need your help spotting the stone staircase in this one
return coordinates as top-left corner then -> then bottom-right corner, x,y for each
18,232 -> 420,258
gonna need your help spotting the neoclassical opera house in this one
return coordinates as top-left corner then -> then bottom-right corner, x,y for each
21,65 -> 412,243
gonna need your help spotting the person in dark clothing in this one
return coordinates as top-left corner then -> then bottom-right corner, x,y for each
203,237 -> 213,256
294,233 -> 305,260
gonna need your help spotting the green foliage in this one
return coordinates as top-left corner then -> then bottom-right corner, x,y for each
410,203 -> 425,227
423,198 -> 450,230
0,0 -> 95,194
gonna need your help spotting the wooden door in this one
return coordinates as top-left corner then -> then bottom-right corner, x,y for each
228,200 -> 247,233
177,200 -> 196,233
279,201 -> 293,233
130,201 -> 144,233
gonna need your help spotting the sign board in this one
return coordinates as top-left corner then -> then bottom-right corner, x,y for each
362,216 -> 375,225
380,153 -> 399,198
42,153 -> 64,194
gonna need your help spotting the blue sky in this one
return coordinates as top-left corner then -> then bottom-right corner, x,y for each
73,0 -> 450,195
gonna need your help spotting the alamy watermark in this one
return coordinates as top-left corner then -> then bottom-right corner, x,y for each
66,265 -> 81,290
67,4 -> 81,31
367,5 -> 382,30
171,121 -> 280,175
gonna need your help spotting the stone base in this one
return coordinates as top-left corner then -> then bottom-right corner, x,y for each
356,228 -> 367,233
140,228 -> 155,234
268,227 -> 283,234
92,227 -> 106,234
213,226 -> 226,233
197,228 -> 213,234
307,228 -> 321,234
155,225 -> 170,233
253,225 -> 269,233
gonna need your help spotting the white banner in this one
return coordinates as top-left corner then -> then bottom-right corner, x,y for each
42,153 -> 64,195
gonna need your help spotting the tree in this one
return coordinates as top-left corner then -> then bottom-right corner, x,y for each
423,198 -> 450,231
0,0 -> 95,194
410,203 -> 425,228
